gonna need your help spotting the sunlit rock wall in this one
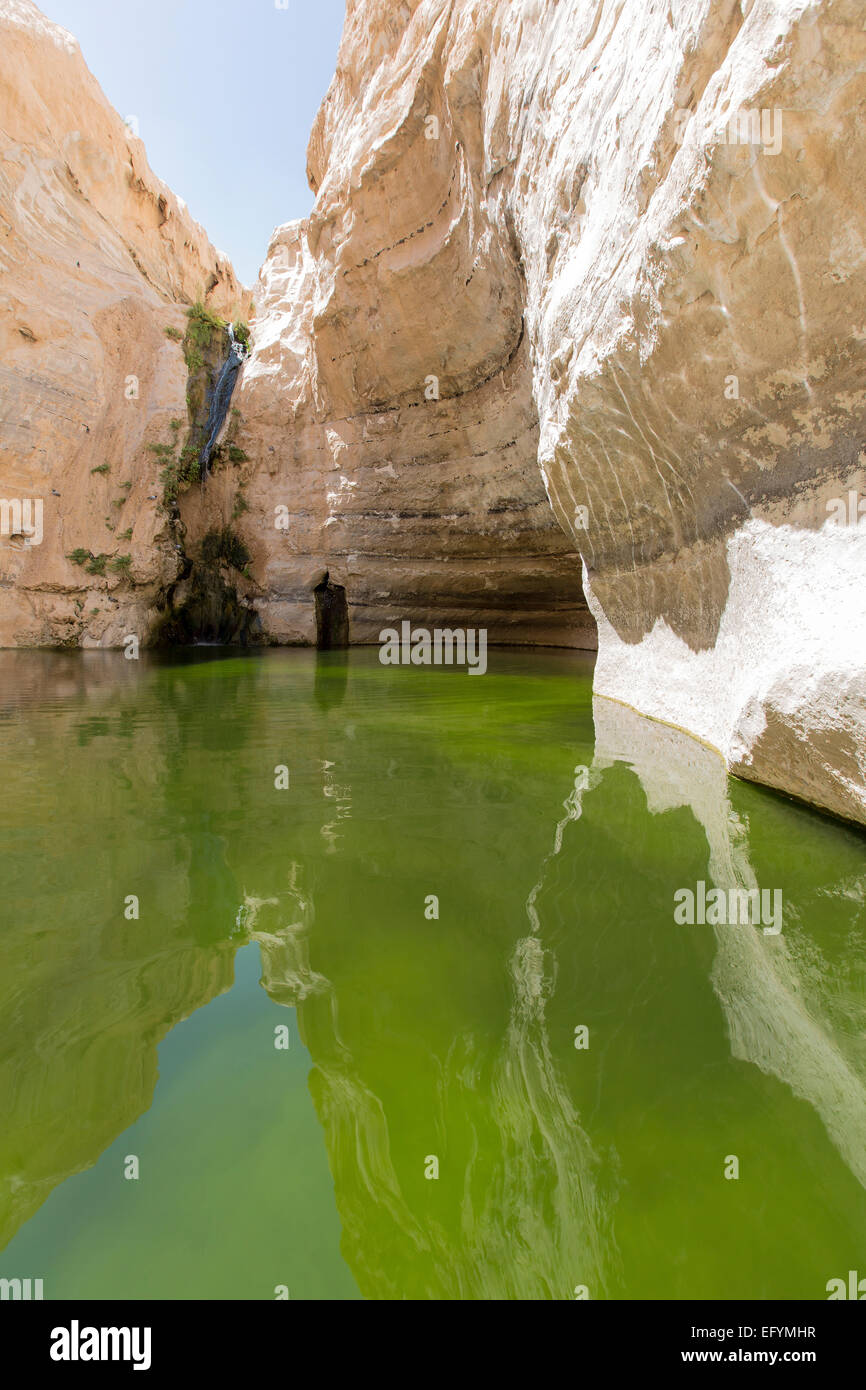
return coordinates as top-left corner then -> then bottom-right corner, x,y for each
232,0 -> 864,819
517,0 -> 866,825
3,0 -> 861,822
232,0 -> 594,649
0,0 -> 249,649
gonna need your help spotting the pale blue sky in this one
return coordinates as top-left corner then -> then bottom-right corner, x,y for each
42,0 -> 347,286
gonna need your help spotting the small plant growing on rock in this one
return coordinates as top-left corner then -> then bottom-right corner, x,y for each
109,554 -> 132,574
160,463 -> 181,507
160,446 -> 200,507
165,325 -> 184,341
186,300 -> 224,346
118,528 -> 133,541
183,302 -> 228,383
85,554 -> 107,576
178,442 -> 199,474
201,525 -> 251,574
68,548 -> 89,566
90,463 -> 110,475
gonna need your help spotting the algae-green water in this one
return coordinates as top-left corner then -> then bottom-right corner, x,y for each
1,647 -> 864,1301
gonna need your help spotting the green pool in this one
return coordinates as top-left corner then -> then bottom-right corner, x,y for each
0,647 -> 864,1300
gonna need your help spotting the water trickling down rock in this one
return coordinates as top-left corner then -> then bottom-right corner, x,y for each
199,325 -> 248,479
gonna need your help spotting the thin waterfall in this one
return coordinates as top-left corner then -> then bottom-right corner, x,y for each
199,323 -> 247,478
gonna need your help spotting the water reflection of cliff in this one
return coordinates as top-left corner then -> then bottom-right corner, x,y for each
0,652 -> 249,1249
250,836 -> 621,1300
0,648 -> 356,1254
250,685 -> 866,1300
593,697 -> 866,1190
2,649 -> 865,1298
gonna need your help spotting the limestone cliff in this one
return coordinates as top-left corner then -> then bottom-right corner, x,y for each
227,0 -> 864,823
2,0 -> 864,827
0,0 -> 249,648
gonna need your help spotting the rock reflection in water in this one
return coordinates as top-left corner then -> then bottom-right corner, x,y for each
1,649 -> 864,1299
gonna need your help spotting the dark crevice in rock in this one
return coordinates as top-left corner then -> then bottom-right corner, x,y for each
154,565 -> 260,647
314,573 -> 349,650
154,526 -> 261,647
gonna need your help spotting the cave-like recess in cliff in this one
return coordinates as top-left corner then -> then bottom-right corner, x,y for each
314,575 -> 349,650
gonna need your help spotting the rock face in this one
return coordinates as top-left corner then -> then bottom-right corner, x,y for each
2,0 -> 864,825
508,0 -> 866,827
226,217 -> 591,649
225,0 -> 597,650
226,0 -> 864,822
0,0 -> 248,648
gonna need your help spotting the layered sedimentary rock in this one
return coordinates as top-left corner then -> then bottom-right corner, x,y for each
219,210 -> 591,647
512,0 -> 866,826
0,0 -> 248,648
218,0 -> 597,649
226,0 -> 864,821
2,0 -> 864,823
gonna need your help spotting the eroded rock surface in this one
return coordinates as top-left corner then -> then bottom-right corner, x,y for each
2,0 -> 864,823
230,0 -> 864,820
0,0 -> 248,648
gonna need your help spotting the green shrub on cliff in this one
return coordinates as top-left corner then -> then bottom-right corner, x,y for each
160,452 -> 199,507
201,525 -> 250,574
185,301 -> 224,350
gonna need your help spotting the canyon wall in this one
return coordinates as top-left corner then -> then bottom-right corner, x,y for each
228,0 -> 864,821
1,0 -> 864,824
0,0 -> 249,648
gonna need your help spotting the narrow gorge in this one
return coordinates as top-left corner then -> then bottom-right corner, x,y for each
2,0 -> 863,824
1,0 -> 865,1318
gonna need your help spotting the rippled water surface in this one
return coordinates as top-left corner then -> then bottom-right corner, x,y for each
1,647 -> 864,1300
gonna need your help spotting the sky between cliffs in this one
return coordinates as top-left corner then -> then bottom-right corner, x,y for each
42,0 -> 347,287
